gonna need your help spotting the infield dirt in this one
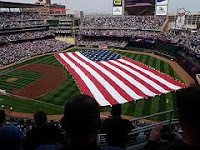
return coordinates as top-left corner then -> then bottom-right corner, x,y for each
12,64 -> 67,99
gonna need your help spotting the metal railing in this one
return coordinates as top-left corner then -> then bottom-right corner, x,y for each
130,110 -> 174,122
98,110 -> 178,147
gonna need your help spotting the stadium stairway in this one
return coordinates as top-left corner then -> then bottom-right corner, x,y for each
161,16 -> 173,32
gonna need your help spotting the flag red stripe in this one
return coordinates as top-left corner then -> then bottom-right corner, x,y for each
115,59 -> 174,92
124,58 -> 186,88
64,53 -> 119,105
107,61 -> 163,95
73,52 -> 137,101
55,53 -> 93,98
97,62 -> 149,98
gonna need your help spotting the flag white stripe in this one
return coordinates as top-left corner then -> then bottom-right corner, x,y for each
118,59 -> 182,90
59,53 -> 111,106
67,53 -> 128,104
101,61 -> 157,97
110,60 -> 170,93
76,52 -> 143,100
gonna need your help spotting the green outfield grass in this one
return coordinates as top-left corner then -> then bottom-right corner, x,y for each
0,49 -> 184,120
0,94 -> 63,114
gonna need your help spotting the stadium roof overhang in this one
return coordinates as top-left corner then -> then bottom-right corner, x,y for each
0,1 -> 44,8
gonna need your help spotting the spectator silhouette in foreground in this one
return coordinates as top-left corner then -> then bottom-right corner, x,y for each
101,104 -> 134,149
0,109 -> 24,150
36,94 -> 122,150
144,87 -> 200,150
25,111 -> 62,150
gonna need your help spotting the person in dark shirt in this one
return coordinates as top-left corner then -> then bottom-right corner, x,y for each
25,111 -> 62,150
144,87 -> 200,150
0,109 -> 24,150
101,105 -> 134,149
35,94 -> 122,150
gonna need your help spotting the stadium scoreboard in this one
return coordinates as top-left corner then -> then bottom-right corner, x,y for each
116,0 -> 169,16
155,0 -> 169,16
113,0 -> 123,16
113,0 -> 122,6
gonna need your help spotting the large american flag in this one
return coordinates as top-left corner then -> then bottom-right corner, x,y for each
55,50 -> 186,106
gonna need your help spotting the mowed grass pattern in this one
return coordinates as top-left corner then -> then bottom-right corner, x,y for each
0,70 -> 44,91
0,49 -> 184,118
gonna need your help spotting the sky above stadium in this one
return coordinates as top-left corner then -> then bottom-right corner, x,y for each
2,0 -> 200,14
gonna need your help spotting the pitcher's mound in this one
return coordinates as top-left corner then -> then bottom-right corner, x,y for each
5,78 -> 18,83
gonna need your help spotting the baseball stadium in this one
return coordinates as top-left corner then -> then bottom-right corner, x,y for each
0,0 -> 200,149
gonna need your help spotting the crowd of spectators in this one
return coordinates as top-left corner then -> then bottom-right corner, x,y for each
0,12 -> 46,29
0,39 -> 70,67
0,35 -> 7,44
5,117 -> 62,135
162,31 -> 200,64
78,29 -> 200,60
77,38 -> 128,48
2,110 -> 149,137
79,29 -> 136,37
5,30 -> 55,41
0,87 -> 200,150
0,12 -> 41,22
0,20 -> 46,29
0,105 -> 150,150
0,101 -> 152,150
78,29 -> 170,40
81,16 -> 166,30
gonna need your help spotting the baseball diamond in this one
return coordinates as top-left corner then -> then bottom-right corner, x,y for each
0,48 -> 194,121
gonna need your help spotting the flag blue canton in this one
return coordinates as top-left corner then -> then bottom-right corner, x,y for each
80,50 -> 123,61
